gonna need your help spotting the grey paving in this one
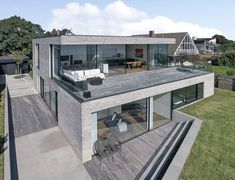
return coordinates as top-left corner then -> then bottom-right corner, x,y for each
10,94 -> 57,138
77,67 -> 210,101
7,74 -> 37,98
15,127 -> 91,180
84,122 -> 176,180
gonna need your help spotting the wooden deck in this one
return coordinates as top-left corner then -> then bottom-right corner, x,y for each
10,94 -> 57,138
7,74 -> 57,138
84,122 -> 177,180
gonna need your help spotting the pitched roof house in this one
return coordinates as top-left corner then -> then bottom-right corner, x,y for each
133,31 -> 199,56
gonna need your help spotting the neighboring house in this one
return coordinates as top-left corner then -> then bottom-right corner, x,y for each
32,34 -> 214,163
0,56 -> 17,75
193,37 -> 216,54
133,31 -> 199,57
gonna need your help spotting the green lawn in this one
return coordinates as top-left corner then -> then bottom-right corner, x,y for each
180,88 -> 235,180
212,65 -> 235,76
0,86 -> 5,180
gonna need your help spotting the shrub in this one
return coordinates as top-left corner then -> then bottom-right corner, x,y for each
226,70 -> 235,76
219,52 -> 235,67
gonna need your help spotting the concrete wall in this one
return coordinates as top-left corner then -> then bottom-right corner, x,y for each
32,38 -> 84,160
81,72 -> 214,162
59,35 -> 175,45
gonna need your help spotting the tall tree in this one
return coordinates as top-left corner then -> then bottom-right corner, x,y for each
0,16 -> 44,57
45,28 -> 74,37
212,34 -> 231,44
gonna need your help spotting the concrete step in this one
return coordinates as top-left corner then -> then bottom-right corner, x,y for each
137,120 -> 193,180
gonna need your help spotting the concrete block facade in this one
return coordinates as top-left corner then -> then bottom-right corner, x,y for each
33,37 -> 84,160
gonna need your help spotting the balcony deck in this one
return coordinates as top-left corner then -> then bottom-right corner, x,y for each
84,121 -> 177,180
76,67 -> 210,101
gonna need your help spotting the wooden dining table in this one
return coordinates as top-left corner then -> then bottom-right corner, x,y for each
124,61 -> 138,69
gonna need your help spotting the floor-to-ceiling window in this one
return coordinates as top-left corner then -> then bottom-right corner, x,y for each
152,92 -> 172,129
44,90 -> 58,121
97,44 -> 126,76
87,45 -> 97,69
172,83 -> 204,109
95,98 -> 148,143
35,44 -> 40,69
148,44 -> 168,70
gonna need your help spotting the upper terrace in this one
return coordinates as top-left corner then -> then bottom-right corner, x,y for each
57,67 -> 211,102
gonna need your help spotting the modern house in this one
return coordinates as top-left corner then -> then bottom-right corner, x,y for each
32,33 -> 214,163
193,37 -> 216,54
133,31 -> 199,57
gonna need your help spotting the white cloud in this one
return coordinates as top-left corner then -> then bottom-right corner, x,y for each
104,1 -> 147,20
48,1 -> 224,38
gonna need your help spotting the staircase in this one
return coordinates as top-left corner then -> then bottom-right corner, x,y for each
136,120 -> 193,180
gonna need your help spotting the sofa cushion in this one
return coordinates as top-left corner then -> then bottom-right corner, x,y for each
94,69 -> 100,74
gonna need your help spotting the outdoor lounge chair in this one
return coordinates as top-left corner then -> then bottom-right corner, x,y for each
107,134 -> 121,158
104,112 -> 122,127
94,139 -> 111,164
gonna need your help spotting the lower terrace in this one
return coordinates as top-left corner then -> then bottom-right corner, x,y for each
84,121 -> 177,180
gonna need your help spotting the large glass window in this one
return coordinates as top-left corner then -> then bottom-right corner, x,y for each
172,83 -> 204,109
87,45 -> 97,69
53,45 -> 60,78
35,44 -> 40,69
96,98 -> 148,143
186,85 -> 197,103
197,83 -> 203,99
152,93 -> 171,129
96,44 -> 127,75
148,44 -> 168,70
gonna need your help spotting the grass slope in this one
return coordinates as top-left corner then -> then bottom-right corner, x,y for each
212,65 -> 235,76
180,88 -> 235,179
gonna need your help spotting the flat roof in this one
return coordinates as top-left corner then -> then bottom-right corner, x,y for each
73,67 -> 210,102
34,35 -> 175,45
0,56 -> 16,64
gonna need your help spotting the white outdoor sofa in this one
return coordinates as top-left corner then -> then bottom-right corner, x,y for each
62,68 -> 105,83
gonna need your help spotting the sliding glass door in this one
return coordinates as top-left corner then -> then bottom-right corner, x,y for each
148,44 -> 168,70
96,98 -> 148,143
172,83 -> 204,109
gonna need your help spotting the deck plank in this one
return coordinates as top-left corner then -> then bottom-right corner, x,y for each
11,94 -> 57,138
84,122 -> 176,180
7,74 -> 57,138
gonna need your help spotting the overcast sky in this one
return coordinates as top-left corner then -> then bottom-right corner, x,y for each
1,0 -> 234,40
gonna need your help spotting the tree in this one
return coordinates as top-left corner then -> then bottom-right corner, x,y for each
0,16 -> 44,57
44,28 -> 74,37
212,34 -> 230,44
9,49 -> 28,75
219,52 -> 235,67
